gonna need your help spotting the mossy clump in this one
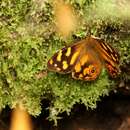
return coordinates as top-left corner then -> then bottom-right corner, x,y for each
0,0 -> 130,124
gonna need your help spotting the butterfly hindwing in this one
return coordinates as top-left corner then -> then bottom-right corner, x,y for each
72,50 -> 103,81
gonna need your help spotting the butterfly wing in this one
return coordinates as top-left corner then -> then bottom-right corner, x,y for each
89,36 -> 120,78
72,49 -> 103,81
47,39 -> 86,74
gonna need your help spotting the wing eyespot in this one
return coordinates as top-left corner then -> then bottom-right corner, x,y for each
90,67 -> 96,74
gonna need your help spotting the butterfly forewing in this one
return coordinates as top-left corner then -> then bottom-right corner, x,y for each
90,37 -> 120,77
94,38 -> 119,63
47,40 -> 85,73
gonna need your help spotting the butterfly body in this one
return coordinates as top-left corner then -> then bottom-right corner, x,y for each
47,36 -> 120,81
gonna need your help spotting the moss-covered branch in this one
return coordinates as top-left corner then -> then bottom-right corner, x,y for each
0,0 -> 130,125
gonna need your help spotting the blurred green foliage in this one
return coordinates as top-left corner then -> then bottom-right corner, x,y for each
0,0 -> 130,124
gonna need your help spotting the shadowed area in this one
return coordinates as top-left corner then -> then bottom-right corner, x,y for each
0,93 -> 130,130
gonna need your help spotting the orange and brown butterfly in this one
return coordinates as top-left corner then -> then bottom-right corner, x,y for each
47,36 -> 120,81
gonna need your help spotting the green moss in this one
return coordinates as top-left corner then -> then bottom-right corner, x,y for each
47,69 -> 112,125
0,0 -> 130,125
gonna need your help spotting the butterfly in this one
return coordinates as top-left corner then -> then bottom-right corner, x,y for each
47,36 -> 120,81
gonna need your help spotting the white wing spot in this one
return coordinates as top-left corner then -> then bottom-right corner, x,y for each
54,64 -> 58,67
